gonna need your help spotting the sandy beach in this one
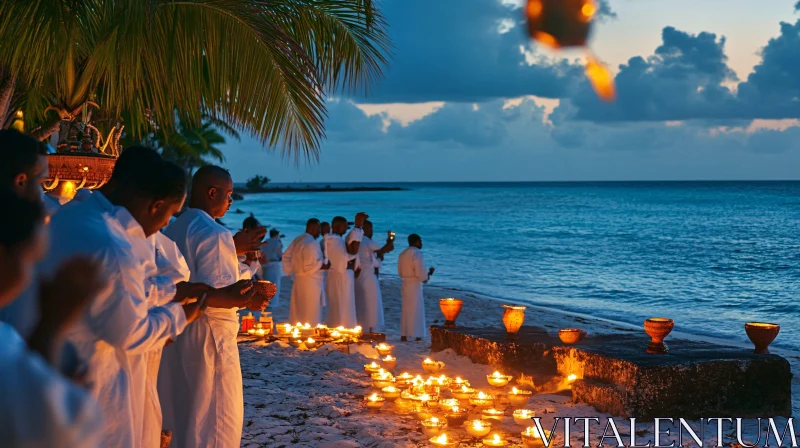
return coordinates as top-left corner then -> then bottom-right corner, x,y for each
238,275 -> 797,447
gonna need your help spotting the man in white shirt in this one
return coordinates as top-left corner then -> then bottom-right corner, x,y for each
262,228 -> 284,307
354,220 -> 393,332
397,233 -> 435,342
40,147 -> 209,448
284,218 -> 328,325
319,221 -> 331,307
160,165 -> 269,448
0,188 -> 103,448
325,214 -> 366,328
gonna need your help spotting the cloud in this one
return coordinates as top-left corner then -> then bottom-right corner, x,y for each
356,0 -> 585,104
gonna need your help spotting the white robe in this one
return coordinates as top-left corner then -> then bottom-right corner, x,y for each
160,208 -> 246,448
0,323 -> 103,448
397,246 -> 430,339
325,229 -> 361,328
41,192 -> 187,448
355,236 -> 384,332
286,233 -> 325,326
261,236 -> 283,307
141,232 -> 191,448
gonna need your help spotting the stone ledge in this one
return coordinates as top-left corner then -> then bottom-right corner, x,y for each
430,326 -> 792,419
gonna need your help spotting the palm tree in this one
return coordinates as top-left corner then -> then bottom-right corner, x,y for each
0,0 -> 390,160
154,118 -> 239,173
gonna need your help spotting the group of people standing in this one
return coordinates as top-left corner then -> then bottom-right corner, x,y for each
0,128 -> 437,447
0,129 -> 271,447
276,213 -> 435,341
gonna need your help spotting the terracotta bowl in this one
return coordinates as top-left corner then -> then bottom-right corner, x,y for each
254,280 -> 277,299
440,298 -> 464,327
745,322 -> 780,354
558,328 -> 587,345
644,318 -> 674,354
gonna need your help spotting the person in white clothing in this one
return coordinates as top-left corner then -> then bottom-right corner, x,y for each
325,214 -> 366,328
160,165 -> 270,448
240,214 -> 266,279
0,188 -> 103,448
262,228 -> 284,307
354,220 -> 394,332
285,218 -> 328,325
40,148 -> 209,448
0,129 -> 50,340
397,233 -> 435,342
318,221 -> 331,307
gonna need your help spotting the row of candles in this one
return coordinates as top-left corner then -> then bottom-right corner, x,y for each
363,344 -> 570,446
246,322 -> 364,350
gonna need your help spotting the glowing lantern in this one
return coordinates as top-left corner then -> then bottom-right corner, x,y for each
439,298 -> 464,327
501,305 -> 527,340
525,0 -> 616,102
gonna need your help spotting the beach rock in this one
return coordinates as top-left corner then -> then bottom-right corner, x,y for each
430,326 -> 793,420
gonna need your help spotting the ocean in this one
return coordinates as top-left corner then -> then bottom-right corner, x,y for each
233,181 -> 800,353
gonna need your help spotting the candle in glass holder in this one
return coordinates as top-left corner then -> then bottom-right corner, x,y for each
469,391 -> 494,407
452,384 -> 476,400
421,417 -> 448,437
483,433 -> 508,447
430,434 -> 458,447
487,371 -> 512,388
364,393 -> 385,410
521,427 -> 551,448
465,419 -> 492,438
422,358 -> 445,374
375,343 -> 394,356
508,387 -> 533,406
513,409 -> 535,426
381,355 -> 397,371
481,408 -> 505,422
381,386 -> 401,401
364,362 -> 382,374
444,406 -> 468,426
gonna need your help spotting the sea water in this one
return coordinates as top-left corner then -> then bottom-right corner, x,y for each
234,181 -> 800,352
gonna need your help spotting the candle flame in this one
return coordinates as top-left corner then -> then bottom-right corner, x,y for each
461,385 -> 469,392
431,417 -> 439,423
585,56 -> 616,102
295,322 -> 302,327
567,374 -> 577,382
336,326 -> 345,331
511,387 -> 518,394
369,362 -> 378,368
472,420 -> 485,429
383,386 -> 397,392
433,434 -> 448,443
493,434 -> 501,442
525,426 -> 542,438
423,358 -> 434,364
307,338 -> 315,343
455,377 -> 463,383
581,1 -> 596,19
477,391 -> 487,399
383,355 -> 394,361
303,323 -> 311,329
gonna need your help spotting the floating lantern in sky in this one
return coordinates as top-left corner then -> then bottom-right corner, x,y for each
525,0 -> 616,102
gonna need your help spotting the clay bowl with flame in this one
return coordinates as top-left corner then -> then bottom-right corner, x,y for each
254,280 -> 277,299
558,328 -> 587,345
745,322 -> 780,354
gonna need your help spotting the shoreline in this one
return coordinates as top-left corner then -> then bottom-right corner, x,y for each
234,186 -> 408,195
239,274 -> 799,446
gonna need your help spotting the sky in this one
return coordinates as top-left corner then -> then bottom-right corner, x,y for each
222,0 -> 800,182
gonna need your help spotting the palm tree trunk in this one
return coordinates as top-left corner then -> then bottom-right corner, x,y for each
0,74 -> 16,129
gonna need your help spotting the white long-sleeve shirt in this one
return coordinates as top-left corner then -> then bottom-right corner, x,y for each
358,236 -> 382,272
325,234 -> 354,274
0,322 -> 103,448
397,246 -> 430,282
41,192 -> 187,448
263,236 -> 283,261
291,233 -> 325,278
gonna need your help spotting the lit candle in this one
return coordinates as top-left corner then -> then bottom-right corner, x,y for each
481,408 -> 505,422
372,371 -> 395,389
469,391 -> 494,408
422,358 -> 444,374
465,419 -> 492,438
305,337 -> 317,349
567,374 -> 577,382
430,434 -> 458,447
438,398 -> 459,409
421,416 -> 448,437
513,409 -> 535,426
482,433 -> 507,447
381,386 -> 401,401
375,343 -> 394,356
364,362 -> 382,374
381,355 -> 397,371
255,328 -> 266,336
396,372 -> 414,384
247,328 -> 256,335
364,393 -> 385,410
508,387 -> 533,406
330,330 -> 342,339
521,427 -> 551,448
444,405 -> 468,426
486,371 -> 512,388
451,384 -> 476,400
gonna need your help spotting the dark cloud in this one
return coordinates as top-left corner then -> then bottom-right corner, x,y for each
356,0 -> 585,104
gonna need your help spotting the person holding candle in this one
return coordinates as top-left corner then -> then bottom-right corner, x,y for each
397,234 -> 435,342
355,220 -> 394,332
0,188 -> 105,447
325,213 -> 367,328
40,148 -> 210,448
239,214 -> 266,280
159,165 -> 270,448
284,218 -> 329,326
